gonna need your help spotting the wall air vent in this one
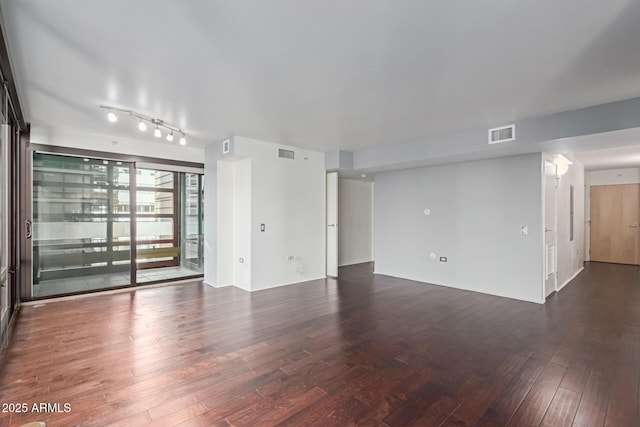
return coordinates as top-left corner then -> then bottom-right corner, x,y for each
278,148 -> 295,159
488,124 -> 516,144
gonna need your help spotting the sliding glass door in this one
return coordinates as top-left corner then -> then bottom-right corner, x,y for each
136,168 -> 204,283
32,154 -> 132,297
31,153 -> 204,298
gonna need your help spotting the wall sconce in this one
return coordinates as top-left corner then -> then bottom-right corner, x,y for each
553,154 -> 573,177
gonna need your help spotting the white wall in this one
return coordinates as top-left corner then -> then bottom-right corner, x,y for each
203,147 -> 218,287
587,167 -> 640,186
30,126 -> 205,163
233,136 -> 326,291
375,153 -> 544,303
216,160 -> 234,287
338,178 -> 374,266
584,167 -> 640,261
556,160 -> 585,290
233,158 -> 252,290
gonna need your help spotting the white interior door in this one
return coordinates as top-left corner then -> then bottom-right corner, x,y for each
326,172 -> 338,277
544,160 -> 557,298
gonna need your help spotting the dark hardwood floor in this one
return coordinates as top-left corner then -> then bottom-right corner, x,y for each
0,262 -> 639,426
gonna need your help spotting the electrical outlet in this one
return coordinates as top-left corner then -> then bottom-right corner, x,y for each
439,257 -> 447,262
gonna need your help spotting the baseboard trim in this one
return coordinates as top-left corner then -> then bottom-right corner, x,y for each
249,276 -> 327,292
372,269 -> 544,304
204,281 -> 232,288
338,260 -> 374,268
558,267 -> 585,292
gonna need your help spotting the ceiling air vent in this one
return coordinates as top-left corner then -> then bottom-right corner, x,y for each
278,148 -> 295,159
488,124 -> 515,144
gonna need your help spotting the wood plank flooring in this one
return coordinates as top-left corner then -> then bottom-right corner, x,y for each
0,262 -> 639,426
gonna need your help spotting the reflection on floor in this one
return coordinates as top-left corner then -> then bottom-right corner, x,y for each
33,265 -> 203,298
136,265 -> 202,284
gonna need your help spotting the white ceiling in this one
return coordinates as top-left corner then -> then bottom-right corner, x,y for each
2,0 -> 640,158
576,145 -> 640,171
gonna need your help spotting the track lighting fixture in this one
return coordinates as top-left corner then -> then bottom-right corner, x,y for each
99,105 -> 187,145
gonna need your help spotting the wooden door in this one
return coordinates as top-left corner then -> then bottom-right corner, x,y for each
590,184 -> 640,265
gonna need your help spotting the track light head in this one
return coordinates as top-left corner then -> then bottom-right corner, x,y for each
138,120 -> 147,131
107,111 -> 117,122
166,131 -> 174,142
179,135 -> 186,146
154,126 -> 162,138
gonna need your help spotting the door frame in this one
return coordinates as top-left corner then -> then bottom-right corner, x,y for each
589,183 -> 640,265
543,158 -> 558,299
326,171 -> 338,277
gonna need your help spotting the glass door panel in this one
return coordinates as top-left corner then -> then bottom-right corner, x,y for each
135,169 -> 179,283
0,121 -> 9,333
32,154 -> 132,297
181,173 -> 204,274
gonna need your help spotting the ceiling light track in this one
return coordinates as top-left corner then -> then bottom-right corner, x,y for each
99,105 -> 187,145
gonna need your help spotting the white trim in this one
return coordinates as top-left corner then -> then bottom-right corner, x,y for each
338,260 -> 373,268
249,276 -> 328,292
373,269 -> 545,304
135,161 -> 204,174
558,266 -> 584,292
540,155 -> 547,302
204,281 -> 235,289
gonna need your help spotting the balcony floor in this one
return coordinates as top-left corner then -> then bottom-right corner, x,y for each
32,265 -> 203,298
